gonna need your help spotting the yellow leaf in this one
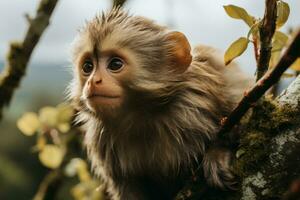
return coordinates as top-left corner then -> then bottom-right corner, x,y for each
17,112 -> 40,136
39,145 -> 64,169
270,31 -> 289,68
39,106 -> 58,127
71,183 -> 86,200
273,31 -> 289,48
57,123 -> 70,133
223,5 -> 254,27
57,104 -> 74,123
65,158 -> 79,177
224,37 -> 249,65
37,136 -> 47,150
281,73 -> 296,78
71,182 -> 103,200
276,1 -> 290,28
76,160 -> 91,182
290,58 -> 300,71
247,21 -> 260,39
270,51 -> 281,69
65,158 -> 91,181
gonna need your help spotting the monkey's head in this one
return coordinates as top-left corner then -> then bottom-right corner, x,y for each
69,8 -> 192,119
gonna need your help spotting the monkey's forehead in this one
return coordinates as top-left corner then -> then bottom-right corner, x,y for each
86,8 -> 165,34
71,10 -> 170,62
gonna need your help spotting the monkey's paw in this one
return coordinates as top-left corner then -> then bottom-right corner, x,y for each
202,148 -> 237,190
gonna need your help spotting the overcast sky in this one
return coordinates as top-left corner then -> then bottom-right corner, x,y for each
0,0 -> 299,74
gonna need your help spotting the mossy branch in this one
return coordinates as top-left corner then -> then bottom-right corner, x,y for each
219,30 -> 300,136
175,70 -> 300,200
237,75 -> 300,200
0,0 -> 59,120
256,0 -> 277,81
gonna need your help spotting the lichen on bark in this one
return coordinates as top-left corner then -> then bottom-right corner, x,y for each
234,76 -> 300,200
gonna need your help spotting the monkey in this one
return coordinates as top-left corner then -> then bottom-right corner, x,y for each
68,8 -> 251,200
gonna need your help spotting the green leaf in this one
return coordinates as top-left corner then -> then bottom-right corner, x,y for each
39,145 -> 64,169
223,5 -> 254,27
276,1 -> 290,28
17,112 -> 40,136
224,37 -> 249,65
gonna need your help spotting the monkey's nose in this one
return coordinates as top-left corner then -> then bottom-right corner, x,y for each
94,78 -> 102,84
92,72 -> 103,85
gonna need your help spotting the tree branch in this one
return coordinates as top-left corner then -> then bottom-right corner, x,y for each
256,0 -> 277,81
113,0 -> 127,8
219,30 -> 300,136
0,0 -> 59,120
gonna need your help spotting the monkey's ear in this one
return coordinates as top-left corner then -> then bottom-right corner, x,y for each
166,31 -> 192,73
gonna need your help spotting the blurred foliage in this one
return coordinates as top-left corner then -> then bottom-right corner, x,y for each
223,0 -> 299,76
17,104 -> 102,200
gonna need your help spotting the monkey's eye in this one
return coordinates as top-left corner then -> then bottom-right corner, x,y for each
82,60 -> 94,75
107,57 -> 124,72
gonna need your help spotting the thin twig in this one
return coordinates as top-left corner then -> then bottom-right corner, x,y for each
253,36 -> 260,63
256,0 -> 277,81
33,170 -> 62,200
219,30 -> 300,136
113,0 -> 127,7
0,0 -> 59,119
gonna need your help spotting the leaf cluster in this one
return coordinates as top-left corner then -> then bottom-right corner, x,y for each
223,1 -> 299,73
17,104 -> 102,200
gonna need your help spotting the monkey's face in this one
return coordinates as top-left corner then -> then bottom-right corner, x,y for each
82,56 -> 123,107
76,49 -> 135,116
70,9 -> 193,118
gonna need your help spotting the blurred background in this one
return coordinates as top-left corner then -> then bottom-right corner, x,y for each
0,0 -> 299,199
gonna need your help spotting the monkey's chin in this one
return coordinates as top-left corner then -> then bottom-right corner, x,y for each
86,96 -> 122,116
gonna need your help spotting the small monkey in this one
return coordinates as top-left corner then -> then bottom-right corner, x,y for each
69,8 -> 250,200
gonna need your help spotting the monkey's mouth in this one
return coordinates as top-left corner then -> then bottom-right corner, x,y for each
88,94 -> 121,99
86,94 -> 122,106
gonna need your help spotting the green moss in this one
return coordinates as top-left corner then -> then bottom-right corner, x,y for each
234,97 -> 299,177
234,131 -> 268,176
247,97 -> 298,133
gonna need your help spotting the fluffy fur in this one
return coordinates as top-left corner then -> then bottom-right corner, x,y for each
69,8 -> 251,200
